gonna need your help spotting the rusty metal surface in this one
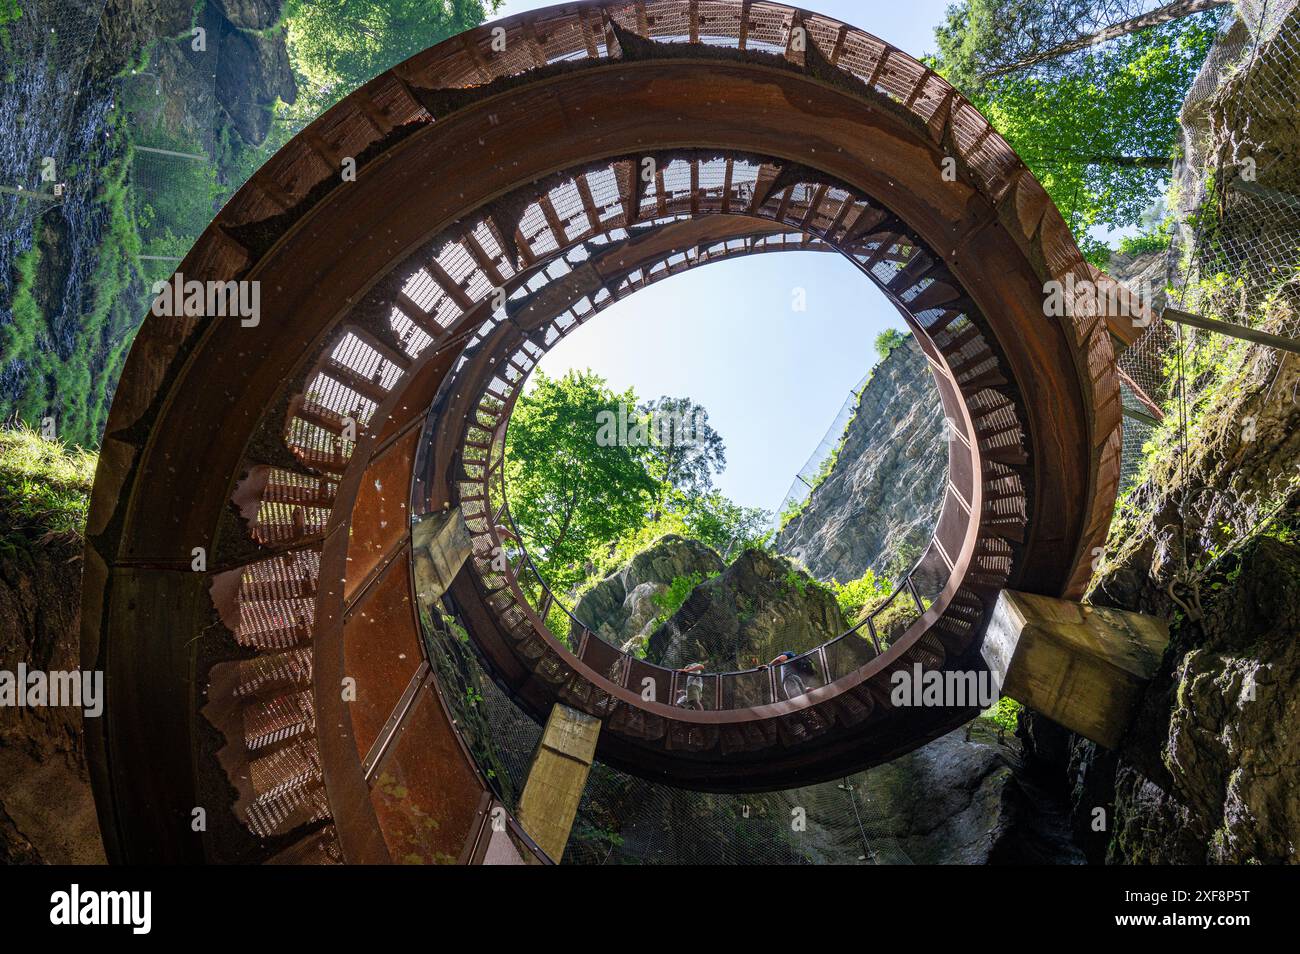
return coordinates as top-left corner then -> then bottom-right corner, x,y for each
82,1 -> 1129,861
416,158 -> 1006,787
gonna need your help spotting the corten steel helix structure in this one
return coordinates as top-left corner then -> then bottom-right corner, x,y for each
82,0 -> 1154,864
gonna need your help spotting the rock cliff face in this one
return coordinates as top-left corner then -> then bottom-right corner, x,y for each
1024,344 -> 1300,865
571,535 -> 725,656
0,538 -> 103,864
643,547 -> 847,669
775,336 -> 946,583
565,717 -> 1081,865
572,535 -> 849,669
97,0 -> 297,151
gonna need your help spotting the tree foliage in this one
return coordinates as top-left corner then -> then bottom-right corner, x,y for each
829,567 -> 893,621
874,328 -> 906,360
285,0 -> 499,110
505,371 -> 769,599
935,0 -> 1165,89
640,395 -> 725,517
932,0 -> 1221,262
505,370 -> 658,593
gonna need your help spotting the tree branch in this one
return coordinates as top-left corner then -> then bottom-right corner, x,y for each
980,0 -> 1230,80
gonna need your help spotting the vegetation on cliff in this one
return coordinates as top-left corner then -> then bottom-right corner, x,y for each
0,424 -> 94,554
2,0 -> 499,448
286,0 -> 502,114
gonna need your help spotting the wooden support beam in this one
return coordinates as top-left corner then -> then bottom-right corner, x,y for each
774,185 -> 794,224
521,19 -> 548,68
460,33 -> 494,82
867,45 -> 895,89
982,590 -> 1169,750
1122,405 -> 1161,428
829,24 -> 848,65
538,193 -> 569,245
516,704 -> 601,862
577,13 -> 599,57
351,90 -> 392,136
801,183 -> 828,228
575,175 -> 603,232
411,508 -> 472,605
783,11 -> 802,62
619,159 -> 640,225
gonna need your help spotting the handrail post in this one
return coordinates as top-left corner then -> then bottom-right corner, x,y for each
906,575 -> 925,614
866,616 -> 882,655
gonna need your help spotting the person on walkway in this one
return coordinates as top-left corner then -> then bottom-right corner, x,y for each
676,661 -> 707,710
764,650 -> 815,701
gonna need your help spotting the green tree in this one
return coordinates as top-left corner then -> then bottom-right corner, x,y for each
932,0 -> 1220,262
830,567 -> 892,620
976,0 -> 1228,80
0,0 -> 21,50
505,370 -> 657,593
640,395 -> 725,518
669,490 -> 770,557
285,0 -> 500,111
935,0 -> 1197,90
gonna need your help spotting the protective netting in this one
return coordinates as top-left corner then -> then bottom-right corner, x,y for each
1173,0 -> 1300,336
1,0 -> 110,335
424,604 -> 914,864
118,24 -> 310,287
1115,0 -> 1300,492
773,372 -> 868,529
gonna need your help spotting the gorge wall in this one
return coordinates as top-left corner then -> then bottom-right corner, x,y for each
1024,343 -> 1300,865
774,335 -> 946,583
1,0 -> 295,445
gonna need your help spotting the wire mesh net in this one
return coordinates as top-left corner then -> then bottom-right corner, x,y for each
423,604 -> 914,864
1172,0 -> 1300,337
1112,0 -> 1300,493
772,372 -> 869,529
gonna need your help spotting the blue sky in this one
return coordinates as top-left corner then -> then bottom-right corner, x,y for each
489,2 -> 956,514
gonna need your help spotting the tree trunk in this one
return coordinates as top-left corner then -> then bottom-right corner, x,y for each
980,0 -> 1231,80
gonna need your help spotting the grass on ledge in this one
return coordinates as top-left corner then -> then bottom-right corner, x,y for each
0,424 -> 97,554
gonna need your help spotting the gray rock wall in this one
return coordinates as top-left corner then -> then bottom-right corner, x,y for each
775,336 -> 946,584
